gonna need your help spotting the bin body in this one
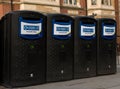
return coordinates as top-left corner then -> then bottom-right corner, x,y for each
74,17 -> 97,79
0,11 -> 46,87
97,18 -> 116,75
46,14 -> 74,82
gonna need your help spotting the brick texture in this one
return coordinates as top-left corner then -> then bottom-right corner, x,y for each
0,0 -> 20,18
115,0 -> 120,44
0,0 -> 87,17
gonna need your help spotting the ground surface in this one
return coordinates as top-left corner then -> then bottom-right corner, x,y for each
0,66 -> 120,89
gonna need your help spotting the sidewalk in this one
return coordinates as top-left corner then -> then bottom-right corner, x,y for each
1,66 -> 120,89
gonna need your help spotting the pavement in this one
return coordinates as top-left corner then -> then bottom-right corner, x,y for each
0,65 -> 120,89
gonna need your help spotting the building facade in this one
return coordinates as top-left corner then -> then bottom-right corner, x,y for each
0,0 -> 87,18
60,0 -> 87,16
116,0 -> 120,45
0,0 -> 20,18
21,0 -> 87,15
20,0 -> 60,13
87,0 -> 115,18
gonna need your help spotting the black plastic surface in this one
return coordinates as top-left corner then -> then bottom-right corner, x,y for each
74,17 -> 97,79
46,14 -> 74,82
97,18 -> 116,75
0,11 -> 46,87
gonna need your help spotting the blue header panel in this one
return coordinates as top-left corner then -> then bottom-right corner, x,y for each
102,23 -> 116,39
19,17 -> 43,39
52,20 -> 72,40
80,22 -> 96,40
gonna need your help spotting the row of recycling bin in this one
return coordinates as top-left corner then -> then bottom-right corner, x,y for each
0,10 -> 116,88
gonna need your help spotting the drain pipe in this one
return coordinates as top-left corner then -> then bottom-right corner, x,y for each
86,0 -> 88,16
10,0 -> 13,11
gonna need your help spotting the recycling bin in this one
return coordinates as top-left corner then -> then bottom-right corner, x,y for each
74,16 -> 97,79
46,14 -> 74,82
97,18 -> 116,75
0,11 -> 46,87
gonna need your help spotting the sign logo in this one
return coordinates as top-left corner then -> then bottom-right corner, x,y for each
21,22 -> 42,35
53,23 -> 71,36
103,26 -> 115,36
81,25 -> 95,36
24,25 -> 39,31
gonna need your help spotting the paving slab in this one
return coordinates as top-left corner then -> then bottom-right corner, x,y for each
0,66 -> 120,89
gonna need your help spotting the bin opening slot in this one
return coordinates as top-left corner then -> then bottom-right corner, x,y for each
21,17 -> 41,21
103,23 -> 115,25
52,19 -> 72,39
19,17 -> 43,39
80,21 -> 96,40
54,20 -> 71,23
81,22 -> 95,25
102,22 -> 116,39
